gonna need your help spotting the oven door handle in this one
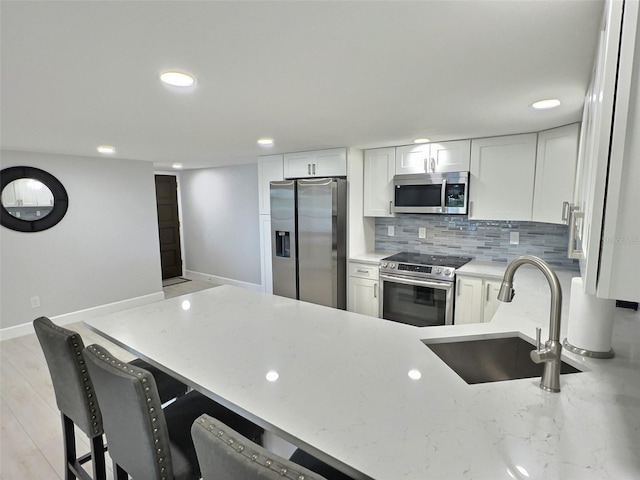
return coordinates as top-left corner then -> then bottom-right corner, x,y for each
379,274 -> 453,291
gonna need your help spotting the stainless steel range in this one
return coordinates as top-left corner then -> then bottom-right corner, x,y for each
379,252 -> 472,327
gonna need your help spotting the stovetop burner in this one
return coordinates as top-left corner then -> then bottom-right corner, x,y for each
383,252 -> 472,269
380,252 -> 472,281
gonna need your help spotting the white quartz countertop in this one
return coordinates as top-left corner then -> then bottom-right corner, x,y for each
85,270 -> 640,480
349,251 -> 389,264
456,259 -> 508,279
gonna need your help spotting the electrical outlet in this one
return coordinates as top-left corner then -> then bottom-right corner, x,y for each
510,232 -> 520,245
387,225 -> 395,237
418,227 -> 426,239
30,296 -> 41,308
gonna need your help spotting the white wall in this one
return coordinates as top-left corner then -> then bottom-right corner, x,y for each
179,164 -> 261,286
0,150 -> 163,331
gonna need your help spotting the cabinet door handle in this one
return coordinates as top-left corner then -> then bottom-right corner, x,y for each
456,280 -> 461,297
389,200 -> 393,215
356,269 -> 369,274
312,163 -> 316,175
567,205 -> 584,259
431,157 -> 436,172
307,164 -> 311,175
562,201 -> 571,224
374,283 -> 378,298
486,283 -> 490,302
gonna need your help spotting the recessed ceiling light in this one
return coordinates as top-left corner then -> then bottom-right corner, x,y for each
172,163 -> 183,169
414,138 -> 430,144
97,145 -> 115,154
531,99 -> 561,110
257,138 -> 274,146
160,71 -> 195,87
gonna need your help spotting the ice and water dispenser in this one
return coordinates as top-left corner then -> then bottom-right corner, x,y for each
275,230 -> 290,258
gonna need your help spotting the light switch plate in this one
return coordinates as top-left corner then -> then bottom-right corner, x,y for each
510,232 -> 520,245
387,225 -> 395,237
418,227 -> 426,239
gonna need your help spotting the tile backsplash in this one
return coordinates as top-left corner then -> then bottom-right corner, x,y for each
375,215 -> 579,270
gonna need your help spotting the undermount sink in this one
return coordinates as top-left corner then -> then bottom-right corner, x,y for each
423,333 -> 582,384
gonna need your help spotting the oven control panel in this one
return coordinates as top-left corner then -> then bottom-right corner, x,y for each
380,262 -> 455,280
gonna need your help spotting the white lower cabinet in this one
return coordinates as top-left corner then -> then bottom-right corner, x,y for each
455,274 -> 502,324
482,279 -> 503,323
347,262 -> 379,317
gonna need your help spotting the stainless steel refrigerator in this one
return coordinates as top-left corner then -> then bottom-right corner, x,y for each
270,178 -> 347,309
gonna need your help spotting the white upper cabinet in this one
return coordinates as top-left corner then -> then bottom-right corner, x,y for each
258,154 -> 284,215
283,148 -> 347,178
283,151 -> 313,178
395,140 -> 470,175
572,0 -> 640,301
364,147 -> 395,217
429,140 -> 471,172
395,143 -> 430,175
469,133 -> 537,221
532,123 -> 580,224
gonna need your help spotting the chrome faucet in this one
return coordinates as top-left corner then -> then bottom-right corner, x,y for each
498,255 -> 563,392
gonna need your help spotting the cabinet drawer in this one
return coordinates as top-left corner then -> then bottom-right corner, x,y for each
348,262 -> 379,280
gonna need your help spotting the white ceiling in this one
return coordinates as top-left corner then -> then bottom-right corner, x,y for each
1,0 -> 604,170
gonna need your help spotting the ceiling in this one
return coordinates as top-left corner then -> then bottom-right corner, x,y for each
1,0 -> 604,171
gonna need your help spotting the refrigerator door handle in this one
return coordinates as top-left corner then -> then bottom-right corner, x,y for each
300,178 -> 333,186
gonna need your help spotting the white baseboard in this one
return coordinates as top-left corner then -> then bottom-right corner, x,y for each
184,270 -> 262,292
0,291 -> 165,341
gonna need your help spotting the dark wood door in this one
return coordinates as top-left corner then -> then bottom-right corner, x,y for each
155,175 -> 183,279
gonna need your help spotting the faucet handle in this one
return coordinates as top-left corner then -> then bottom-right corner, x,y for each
535,327 -> 542,350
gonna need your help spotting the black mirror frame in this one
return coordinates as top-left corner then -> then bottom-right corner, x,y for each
1,166 -> 69,232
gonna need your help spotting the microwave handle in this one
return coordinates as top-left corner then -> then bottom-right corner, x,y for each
440,179 -> 447,212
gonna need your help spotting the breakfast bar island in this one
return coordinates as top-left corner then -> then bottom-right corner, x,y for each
85,268 -> 640,480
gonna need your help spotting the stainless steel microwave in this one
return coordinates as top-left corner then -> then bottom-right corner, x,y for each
393,171 -> 469,214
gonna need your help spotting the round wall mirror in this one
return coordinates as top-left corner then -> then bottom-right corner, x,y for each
1,166 -> 69,232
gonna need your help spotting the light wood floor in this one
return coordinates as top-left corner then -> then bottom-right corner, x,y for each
0,279 -> 215,480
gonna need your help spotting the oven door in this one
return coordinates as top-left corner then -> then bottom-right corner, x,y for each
379,273 -> 454,327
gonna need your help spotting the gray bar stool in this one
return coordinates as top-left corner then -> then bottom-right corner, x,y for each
83,343 -> 263,480
33,316 -> 189,480
192,414 -> 328,480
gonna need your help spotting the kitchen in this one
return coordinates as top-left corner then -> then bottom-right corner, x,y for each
0,1 -> 618,330
1,1 -> 640,479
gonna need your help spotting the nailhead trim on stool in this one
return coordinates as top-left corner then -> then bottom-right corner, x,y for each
195,415 -> 314,480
